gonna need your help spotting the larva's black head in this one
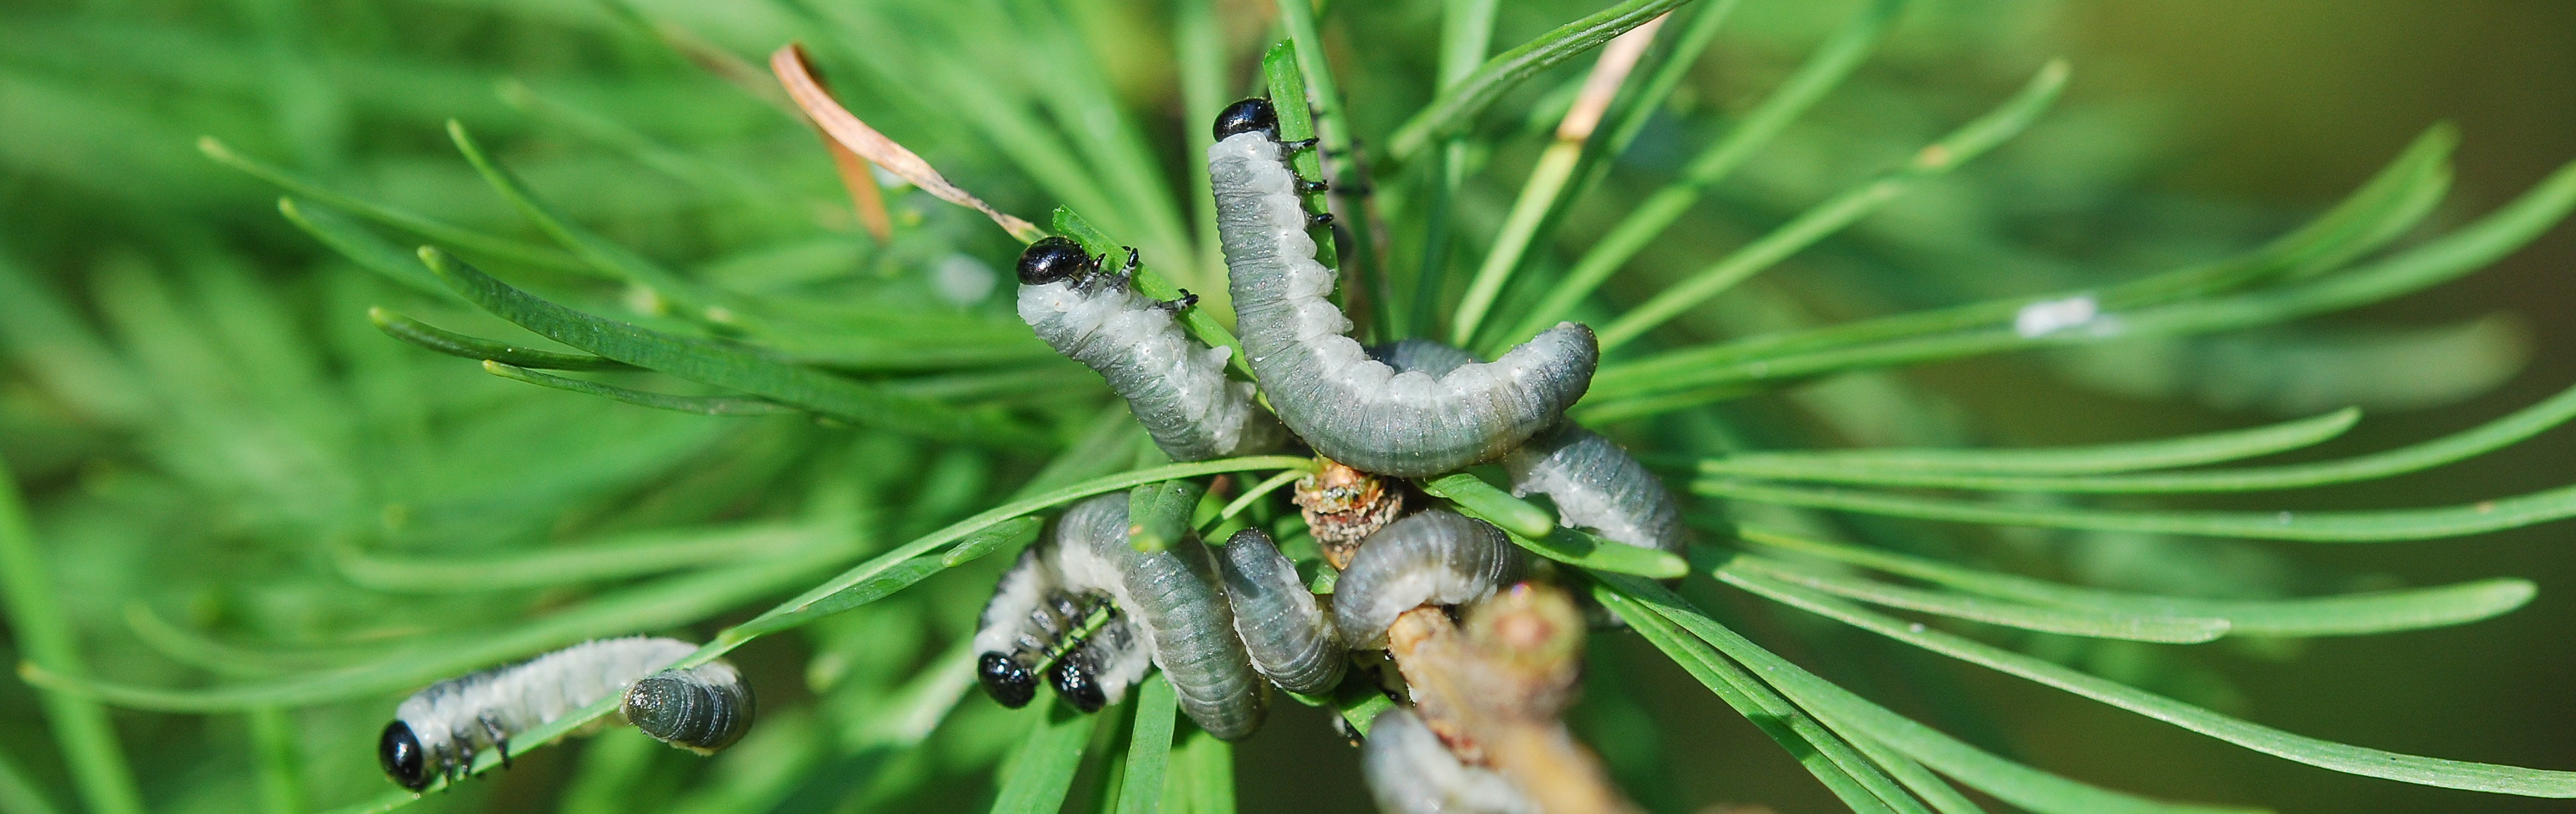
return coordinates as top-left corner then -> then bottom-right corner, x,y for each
978,652 -> 1039,708
379,721 -> 429,791
1213,98 -> 1279,141
1050,658 -> 1108,713
1017,236 -> 1094,286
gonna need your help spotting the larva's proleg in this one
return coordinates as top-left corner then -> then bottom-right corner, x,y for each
1331,510 -> 1528,650
1016,237 -> 1284,461
1048,493 -> 1269,739
621,662 -> 754,755
1503,423 -> 1685,554
380,636 -> 728,791
1361,707 -> 1539,814
1208,99 -> 1599,477
1215,528 -> 1345,694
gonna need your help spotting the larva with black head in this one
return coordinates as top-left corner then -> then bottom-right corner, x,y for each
1015,237 -> 1284,462
1047,493 -> 1268,739
1208,99 -> 1600,478
1361,706 -> 1539,814
378,637 -> 744,791
1503,423 -> 1685,555
1213,528 -> 1344,694
1331,509 -> 1528,650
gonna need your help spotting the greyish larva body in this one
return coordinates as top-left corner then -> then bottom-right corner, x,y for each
1362,707 -> 1539,814
379,636 -> 748,791
1015,237 -> 1283,461
1206,99 -> 1599,478
1504,423 -> 1685,555
1331,509 -> 1528,650
1049,493 -> 1268,739
1374,338 -> 1682,554
621,661 -> 754,755
1214,528 -> 1344,694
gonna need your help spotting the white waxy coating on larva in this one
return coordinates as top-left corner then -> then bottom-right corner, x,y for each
1208,134 -> 1599,477
1503,423 -> 1685,554
1018,280 -> 1283,461
1331,510 -> 1527,650
1214,528 -> 1343,694
973,547 -> 1062,660
395,637 -> 696,770
1362,707 -> 1539,814
1048,493 -> 1267,739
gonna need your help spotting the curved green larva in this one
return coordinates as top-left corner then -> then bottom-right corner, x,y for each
1503,423 -> 1685,555
1214,528 -> 1344,694
1050,493 -> 1268,740
1331,510 -> 1528,650
1016,238 -> 1284,462
1372,338 -> 1683,556
621,662 -> 754,755
1362,707 -> 1539,814
1208,105 -> 1597,478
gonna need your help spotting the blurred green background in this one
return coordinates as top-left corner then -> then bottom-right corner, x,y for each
1,0 -> 2571,812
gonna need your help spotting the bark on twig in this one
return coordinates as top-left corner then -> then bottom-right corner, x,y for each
1386,584 -> 1636,814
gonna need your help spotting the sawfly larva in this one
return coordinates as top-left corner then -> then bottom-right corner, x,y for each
379,637 -> 746,791
620,661 -> 754,755
1214,528 -> 1345,694
1208,99 -> 1599,478
1503,423 -> 1685,554
1049,493 -> 1269,739
1016,237 -> 1284,461
1331,509 -> 1528,650
1361,706 -> 1538,814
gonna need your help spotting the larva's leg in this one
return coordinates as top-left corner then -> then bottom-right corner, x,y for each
1297,178 -> 1329,193
1115,247 -> 1140,285
479,714 -> 510,769
1154,289 -> 1200,313
1281,136 -> 1319,152
1308,212 -> 1335,227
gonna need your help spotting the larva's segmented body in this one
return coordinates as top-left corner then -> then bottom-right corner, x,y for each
1016,238 -> 1283,461
379,637 -> 744,791
1503,423 -> 1685,554
1362,707 -> 1539,814
621,661 -> 754,755
1331,510 -> 1528,650
1207,100 -> 1599,477
1368,338 -> 1478,378
1214,528 -> 1344,694
1049,493 -> 1268,739
1373,338 -> 1683,554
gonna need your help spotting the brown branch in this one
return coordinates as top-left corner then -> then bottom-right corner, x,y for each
1386,584 -> 1637,814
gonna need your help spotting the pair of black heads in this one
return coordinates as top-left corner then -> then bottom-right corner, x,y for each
977,651 -> 1110,713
